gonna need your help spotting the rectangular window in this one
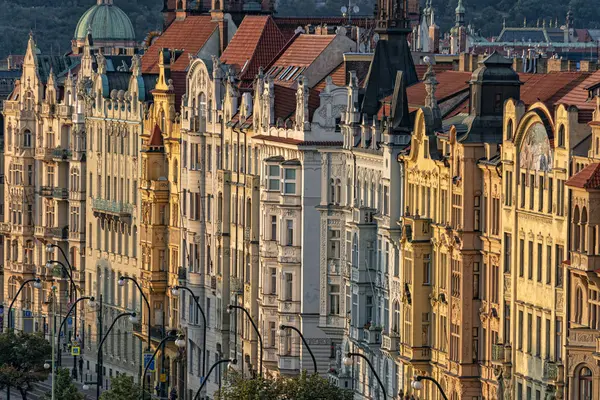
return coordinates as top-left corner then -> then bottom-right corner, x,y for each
555,318 -> 562,361
492,264 -> 499,303
546,245 -> 552,285
473,262 -> 480,299
536,315 -> 542,356
269,322 -> 276,347
504,233 -> 512,273
545,317 -> 551,358
548,177 -> 553,213
555,245 -> 564,287
329,285 -> 340,315
284,273 -> 293,301
423,254 -> 431,285
538,176 -> 544,211
383,186 -> 389,215
520,173 -> 526,208
285,220 -> 294,246
270,216 -> 277,241
267,165 -> 280,191
527,313 -> 533,353
270,268 -> 277,294
557,179 -> 565,216
528,241 -> 534,280
207,145 -> 212,172
283,168 -> 296,194
537,243 -> 543,282
529,174 -> 535,210
518,310 -> 524,350
504,304 -> 511,344
519,239 -> 525,277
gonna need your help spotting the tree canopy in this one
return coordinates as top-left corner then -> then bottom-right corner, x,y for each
44,368 -> 84,400
99,374 -> 150,400
214,370 -> 353,400
0,331 -> 52,400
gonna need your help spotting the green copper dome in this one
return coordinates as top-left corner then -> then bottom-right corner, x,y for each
74,1 -> 135,42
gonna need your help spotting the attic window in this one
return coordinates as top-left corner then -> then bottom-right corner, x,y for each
286,67 -> 300,81
279,66 -> 294,80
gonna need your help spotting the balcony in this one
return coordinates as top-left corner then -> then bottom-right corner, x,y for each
57,104 -> 72,119
381,334 -> 400,353
278,355 -> 300,372
41,103 -> 56,116
351,207 -> 377,225
491,343 -> 507,364
231,276 -> 243,293
278,245 -> 301,264
401,214 -> 433,242
570,251 -> 600,272
35,226 -> 52,238
0,223 -> 11,234
52,187 -> 68,200
68,230 -> 86,242
362,325 -> 382,346
50,226 -> 69,240
260,240 -> 278,258
52,147 -> 72,161
92,198 -> 133,218
543,360 -> 558,382
41,186 -> 53,197
35,148 -> 53,161
188,116 -> 206,132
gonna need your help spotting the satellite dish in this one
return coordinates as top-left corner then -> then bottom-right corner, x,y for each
353,5 -> 360,14
341,6 -> 348,13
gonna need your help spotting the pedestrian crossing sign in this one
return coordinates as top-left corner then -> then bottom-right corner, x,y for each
71,346 -> 81,356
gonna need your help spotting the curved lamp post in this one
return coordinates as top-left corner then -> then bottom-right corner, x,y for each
343,352 -> 387,400
141,332 -> 185,399
57,296 -> 94,366
118,276 -> 151,351
171,286 -> 206,377
193,359 -> 236,400
46,260 -> 76,371
278,324 -> 317,374
227,304 -> 263,376
412,375 -> 448,400
96,312 -> 138,400
6,277 -> 42,332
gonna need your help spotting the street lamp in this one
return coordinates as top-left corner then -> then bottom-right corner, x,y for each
171,285 -> 207,377
57,296 -> 94,366
227,304 -> 263,376
193,359 -> 236,400
141,332 -> 185,399
343,352 -> 387,400
118,277 -> 151,351
278,324 -> 317,374
412,375 -> 448,400
6,277 -> 42,332
95,312 -> 137,400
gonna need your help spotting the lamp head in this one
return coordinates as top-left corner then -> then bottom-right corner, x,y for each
82,384 -> 90,390
170,287 -> 180,297
46,244 -> 54,254
117,277 -> 125,287
45,261 -> 53,269
342,356 -> 353,366
174,336 -> 186,348
33,278 -> 42,289
412,378 -> 423,390
226,305 -> 232,314
227,359 -> 237,370
277,325 -> 287,337
44,362 -> 51,369
128,312 -> 139,324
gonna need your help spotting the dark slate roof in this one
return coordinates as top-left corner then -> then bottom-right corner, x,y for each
497,28 -> 548,43
35,55 -> 80,84
573,134 -> 592,157
361,32 -> 418,116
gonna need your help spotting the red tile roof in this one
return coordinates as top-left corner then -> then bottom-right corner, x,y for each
271,34 -> 336,68
148,124 -> 164,147
272,84 -> 320,122
220,16 -> 287,85
566,162 -> 600,189
141,16 -> 218,74
414,63 -> 454,80
313,62 -> 346,92
519,72 -> 591,109
252,134 -> 342,147
555,70 -> 600,110
406,71 -> 472,107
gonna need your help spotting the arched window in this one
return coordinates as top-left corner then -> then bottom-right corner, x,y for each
575,286 -> 584,324
160,110 -> 166,132
506,119 -> 513,140
558,125 -> 566,148
579,366 -> 593,400
582,207 -> 589,253
573,206 -> 581,251
392,301 -> 400,334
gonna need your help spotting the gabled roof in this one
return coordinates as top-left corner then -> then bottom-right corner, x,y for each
148,124 -> 165,148
566,162 -> 600,189
272,84 -> 320,123
141,16 -> 218,74
220,16 -> 287,87
519,72 -> 592,110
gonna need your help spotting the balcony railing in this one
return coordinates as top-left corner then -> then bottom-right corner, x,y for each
543,360 -> 558,381
52,187 -> 68,200
50,226 -> 69,240
491,343 -> 505,363
41,186 -> 53,197
92,198 -> 133,217
57,104 -> 72,118
52,147 -> 72,161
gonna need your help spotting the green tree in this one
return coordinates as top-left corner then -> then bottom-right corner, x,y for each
215,370 -> 352,400
99,374 -> 150,400
0,331 -> 52,400
44,368 -> 84,400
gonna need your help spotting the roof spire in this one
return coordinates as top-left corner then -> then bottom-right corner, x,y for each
423,57 -> 441,128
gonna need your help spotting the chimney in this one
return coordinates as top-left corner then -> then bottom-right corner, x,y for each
459,53 -> 471,72
580,60 -> 598,72
513,57 -> 524,73
547,58 -> 568,72
536,58 -> 547,74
